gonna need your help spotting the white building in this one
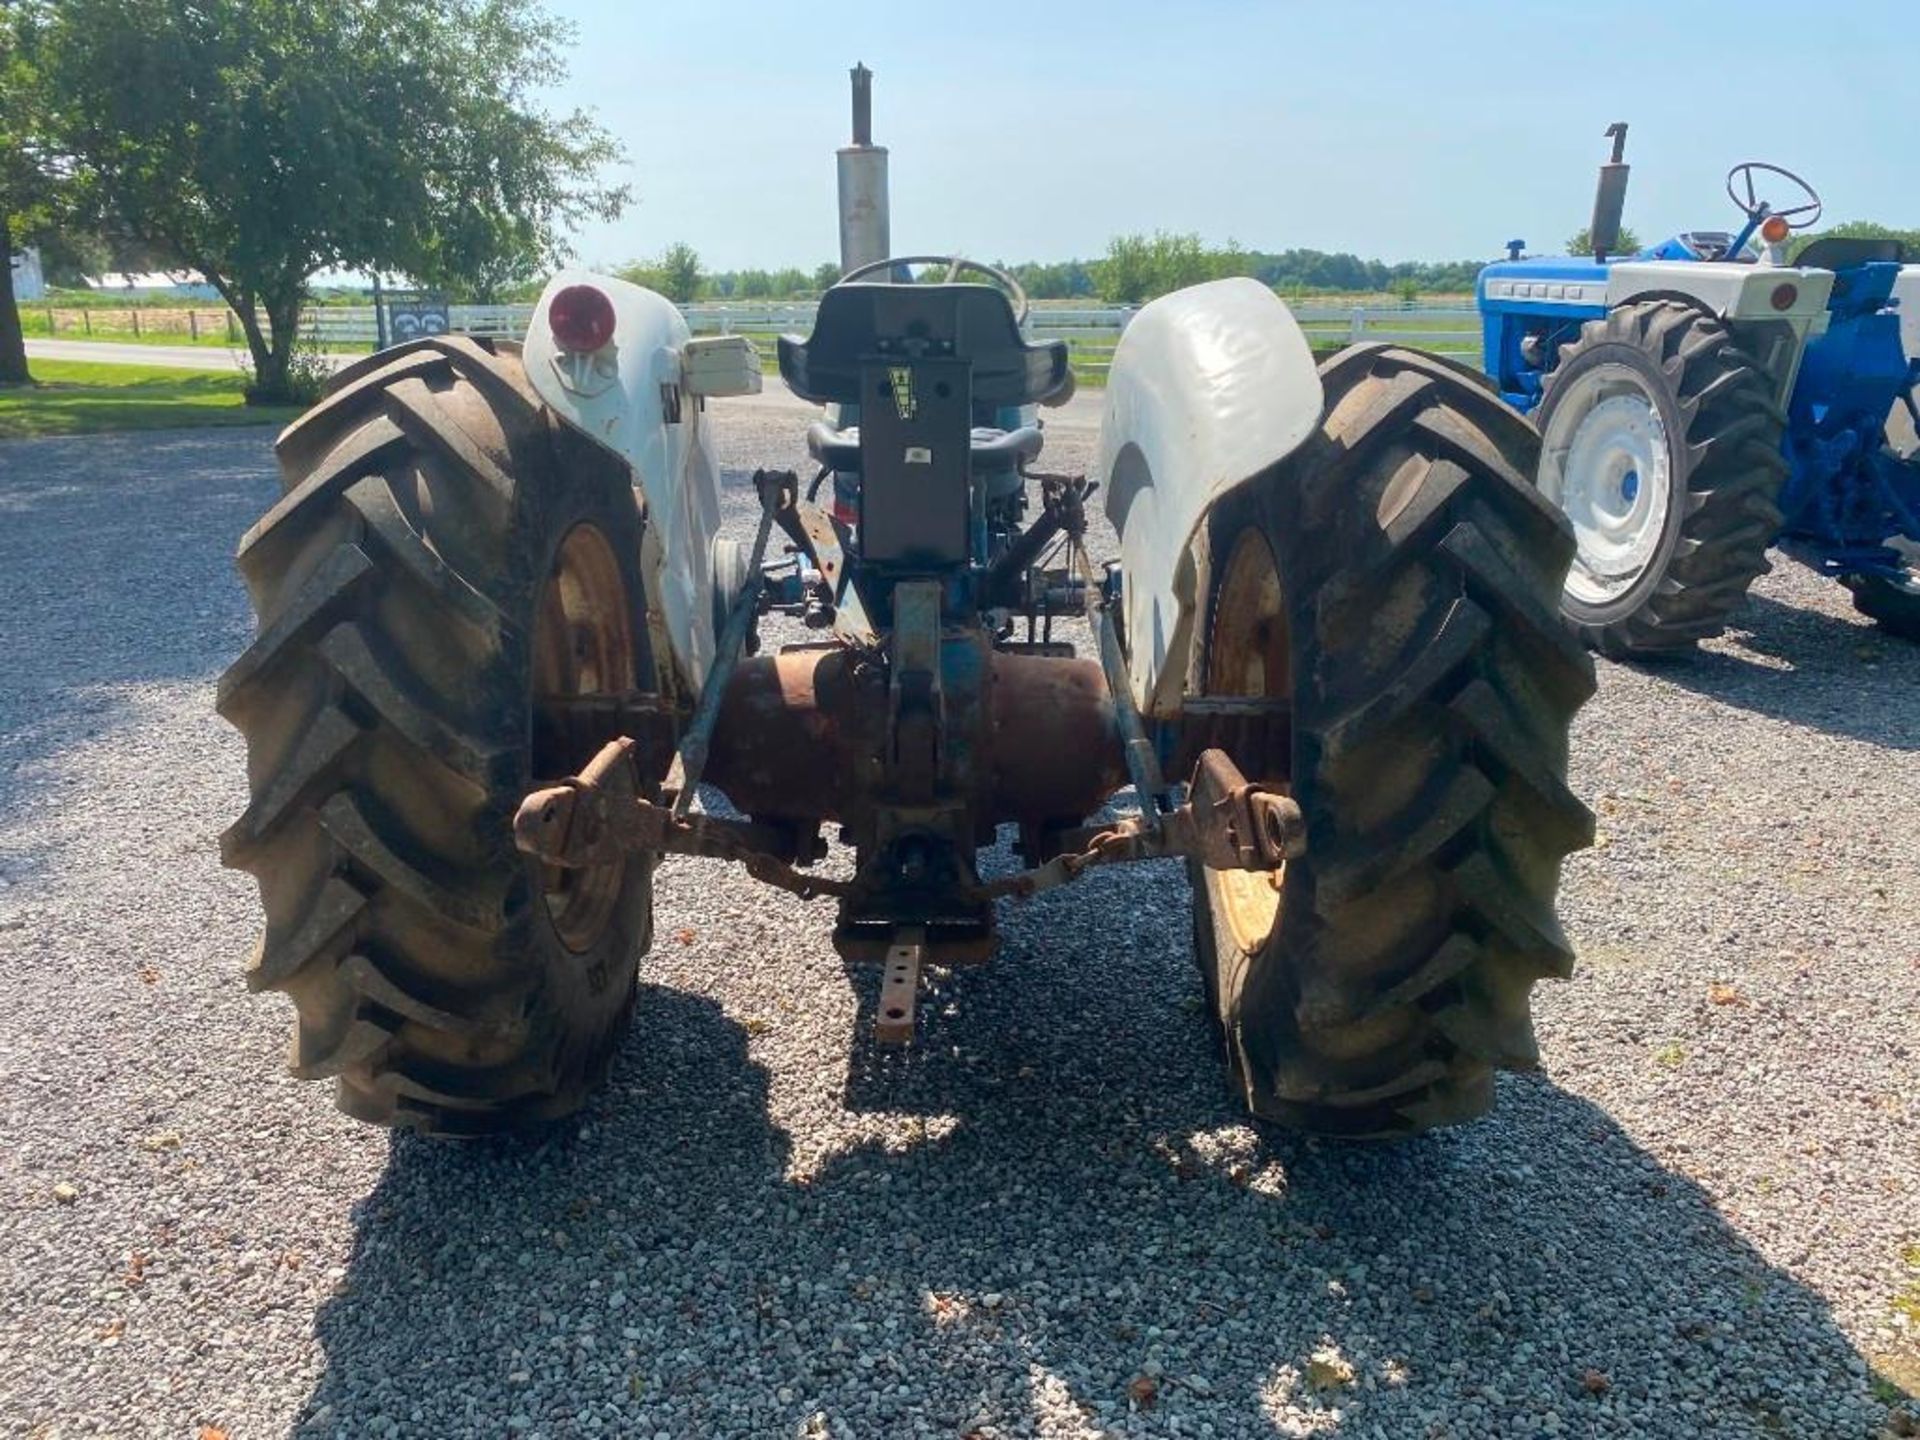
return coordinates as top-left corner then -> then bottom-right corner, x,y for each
86,269 -> 219,300
9,246 -> 45,301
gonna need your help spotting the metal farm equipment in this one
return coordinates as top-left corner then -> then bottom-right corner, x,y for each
1477,124 -> 1920,654
219,70 -> 1593,1141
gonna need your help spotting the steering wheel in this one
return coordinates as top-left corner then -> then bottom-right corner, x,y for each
1725,162 -> 1823,230
835,254 -> 1031,326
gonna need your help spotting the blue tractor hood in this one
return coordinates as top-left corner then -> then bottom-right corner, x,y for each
1475,255 -> 1614,297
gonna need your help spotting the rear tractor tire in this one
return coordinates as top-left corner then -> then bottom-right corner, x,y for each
1186,344 -> 1596,1138
218,337 -> 662,1136
1534,299 -> 1787,656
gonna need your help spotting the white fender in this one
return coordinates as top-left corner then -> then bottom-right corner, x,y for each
523,270 -> 734,692
1094,278 -> 1323,719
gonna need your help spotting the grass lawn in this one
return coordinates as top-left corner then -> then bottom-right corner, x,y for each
0,360 -> 303,440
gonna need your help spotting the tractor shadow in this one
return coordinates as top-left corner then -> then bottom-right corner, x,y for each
298,872 -> 1898,1437
1628,592 -> 1920,751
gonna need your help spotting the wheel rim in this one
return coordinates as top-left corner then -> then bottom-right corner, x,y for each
1539,364 -> 1673,606
1202,529 -> 1290,954
532,523 -> 636,953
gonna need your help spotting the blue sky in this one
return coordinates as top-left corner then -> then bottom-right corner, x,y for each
546,0 -> 1918,271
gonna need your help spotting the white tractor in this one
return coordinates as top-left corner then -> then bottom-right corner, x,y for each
219,70 -> 1593,1141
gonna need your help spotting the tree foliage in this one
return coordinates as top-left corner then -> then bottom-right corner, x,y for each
616,242 -> 703,304
35,0 -> 627,401
1566,225 -> 1642,257
1094,232 -> 1245,304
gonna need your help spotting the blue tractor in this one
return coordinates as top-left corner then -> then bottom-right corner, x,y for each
1477,124 -> 1920,654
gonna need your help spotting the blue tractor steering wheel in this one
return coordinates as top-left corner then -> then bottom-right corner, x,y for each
1726,162 -> 1823,231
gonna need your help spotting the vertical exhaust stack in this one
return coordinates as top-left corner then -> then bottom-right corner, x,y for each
837,63 -> 891,278
1590,122 -> 1631,263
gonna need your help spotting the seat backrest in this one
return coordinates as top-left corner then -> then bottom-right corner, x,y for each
777,283 -> 1071,407
1794,236 -> 1907,274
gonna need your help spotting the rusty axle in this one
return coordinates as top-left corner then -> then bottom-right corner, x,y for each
515,739 -> 1302,906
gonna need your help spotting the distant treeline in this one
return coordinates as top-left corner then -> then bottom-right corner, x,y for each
352,221 -> 1920,309
673,234 -> 1487,305
1006,236 -> 1486,303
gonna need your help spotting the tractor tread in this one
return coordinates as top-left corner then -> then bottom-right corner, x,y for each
220,342 -> 655,1136
1189,343 -> 1594,1138
1541,300 -> 1788,655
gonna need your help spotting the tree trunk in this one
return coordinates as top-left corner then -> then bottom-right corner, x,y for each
200,270 -> 283,405
260,292 -> 301,403
0,214 -> 32,387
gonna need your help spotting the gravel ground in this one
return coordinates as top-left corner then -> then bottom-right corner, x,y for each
1,400 -> 1916,1440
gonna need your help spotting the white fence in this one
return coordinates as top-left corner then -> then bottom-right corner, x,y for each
31,297 -> 1482,376
293,300 -> 1483,378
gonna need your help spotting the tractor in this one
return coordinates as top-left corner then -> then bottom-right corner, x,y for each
218,69 -> 1593,1142
1477,124 -> 1920,654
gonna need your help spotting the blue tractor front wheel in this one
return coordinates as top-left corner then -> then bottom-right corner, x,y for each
1534,300 -> 1787,656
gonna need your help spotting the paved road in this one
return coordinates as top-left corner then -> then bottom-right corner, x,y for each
25,338 -> 264,371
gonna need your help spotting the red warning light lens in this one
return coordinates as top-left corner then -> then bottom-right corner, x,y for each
549,284 -> 617,352
1760,215 -> 1791,245
1770,283 -> 1799,312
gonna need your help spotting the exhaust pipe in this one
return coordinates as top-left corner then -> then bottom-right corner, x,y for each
1590,122 -> 1630,262
836,63 -> 891,277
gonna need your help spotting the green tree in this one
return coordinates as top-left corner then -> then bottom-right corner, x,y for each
617,243 -> 702,304
1096,232 -> 1239,303
0,3 -> 57,385
38,0 -> 628,402
811,261 -> 841,293
1097,234 -> 1154,304
1566,225 -> 1642,257
654,243 -> 702,304
1210,238 -> 1254,283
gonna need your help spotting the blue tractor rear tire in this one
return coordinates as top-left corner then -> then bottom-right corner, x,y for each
1845,571 -> 1920,640
1534,300 -> 1787,656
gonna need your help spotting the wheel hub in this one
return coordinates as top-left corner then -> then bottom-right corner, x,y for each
1199,528 -> 1292,952
532,523 -> 637,954
1540,366 -> 1673,606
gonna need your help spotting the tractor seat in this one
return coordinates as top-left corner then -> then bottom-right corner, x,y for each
778,282 -> 1072,408
806,418 -> 1043,474
1793,236 -> 1907,272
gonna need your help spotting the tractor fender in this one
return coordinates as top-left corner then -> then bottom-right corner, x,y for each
1094,278 -> 1322,719
524,270 -> 725,691
1605,264 -> 1834,407
1605,260 -> 1832,325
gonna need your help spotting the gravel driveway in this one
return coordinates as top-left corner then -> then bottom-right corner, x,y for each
1,405 -> 1915,1440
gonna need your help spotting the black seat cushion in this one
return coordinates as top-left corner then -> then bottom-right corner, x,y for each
779,283 -> 1071,408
